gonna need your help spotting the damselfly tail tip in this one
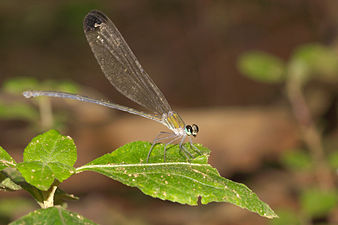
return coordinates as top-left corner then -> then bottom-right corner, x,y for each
84,10 -> 108,32
23,91 -> 34,98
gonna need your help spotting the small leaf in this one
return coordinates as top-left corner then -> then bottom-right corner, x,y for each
0,146 -> 16,171
41,80 -> 80,93
0,198 -> 35,218
2,167 -> 45,202
3,77 -> 39,94
3,167 -> 29,185
270,209 -> 300,225
238,51 -> 285,83
17,130 -> 77,191
55,81 -> 80,93
300,188 -> 337,217
2,77 -> 80,95
23,130 -> 76,166
0,101 -> 39,121
54,188 -> 79,206
290,43 -> 338,83
17,161 -> 55,191
48,162 -> 75,181
281,149 -> 312,171
77,141 -> 277,218
328,150 -> 338,169
0,171 -> 22,191
9,206 -> 97,225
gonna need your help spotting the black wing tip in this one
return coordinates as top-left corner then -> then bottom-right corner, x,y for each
83,10 -> 109,32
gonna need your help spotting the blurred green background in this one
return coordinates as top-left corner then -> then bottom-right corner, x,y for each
0,0 -> 337,225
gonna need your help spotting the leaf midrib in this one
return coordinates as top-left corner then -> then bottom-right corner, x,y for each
76,163 -> 224,190
76,162 -> 209,171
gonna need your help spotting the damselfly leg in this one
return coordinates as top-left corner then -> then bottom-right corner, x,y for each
188,136 -> 202,154
147,131 -> 175,162
163,135 -> 182,161
147,131 -> 202,162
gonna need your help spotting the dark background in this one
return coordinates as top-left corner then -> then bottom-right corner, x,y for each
0,1 -> 337,225
3,0 -> 336,107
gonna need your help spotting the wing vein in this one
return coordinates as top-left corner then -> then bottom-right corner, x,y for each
83,10 -> 172,115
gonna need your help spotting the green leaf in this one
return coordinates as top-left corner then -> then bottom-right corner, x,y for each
23,130 -> 76,167
0,101 -> 39,121
17,130 -> 77,191
2,77 -> 39,94
328,150 -> 338,169
54,81 -> 79,93
77,141 -> 277,218
0,171 -> 22,191
270,209 -> 300,225
281,149 -> 312,171
17,161 -> 55,191
1,168 -> 26,192
2,167 -> 46,203
2,77 -> 80,95
0,198 -> 35,218
289,43 -> 338,84
300,188 -> 337,217
41,80 -> 79,93
9,206 -> 97,225
238,51 -> 285,83
54,188 -> 79,206
0,146 -> 16,171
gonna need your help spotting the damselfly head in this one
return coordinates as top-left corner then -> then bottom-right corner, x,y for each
185,124 -> 199,137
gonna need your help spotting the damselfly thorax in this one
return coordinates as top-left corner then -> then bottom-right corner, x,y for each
146,111 -> 200,162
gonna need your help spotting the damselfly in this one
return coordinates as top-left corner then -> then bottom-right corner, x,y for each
23,10 -> 201,162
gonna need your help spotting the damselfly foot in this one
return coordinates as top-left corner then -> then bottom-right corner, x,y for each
146,132 -> 201,163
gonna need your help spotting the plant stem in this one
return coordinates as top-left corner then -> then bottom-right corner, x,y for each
286,81 -> 334,189
38,97 -> 53,130
37,185 -> 57,208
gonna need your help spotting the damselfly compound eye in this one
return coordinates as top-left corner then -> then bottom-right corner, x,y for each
191,124 -> 199,137
185,125 -> 193,136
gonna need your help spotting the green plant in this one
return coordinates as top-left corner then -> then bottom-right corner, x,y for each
1,77 -> 79,130
1,129 -> 277,224
238,43 -> 338,225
